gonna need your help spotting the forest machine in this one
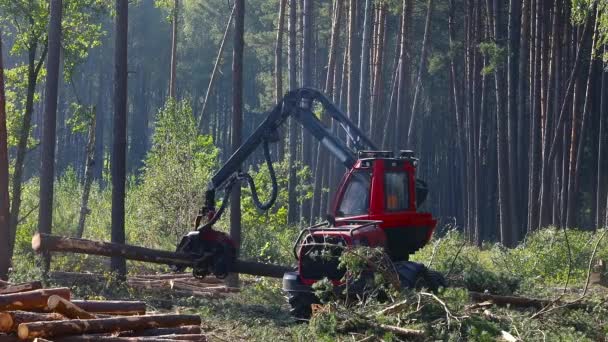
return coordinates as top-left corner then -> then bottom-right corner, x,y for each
174,88 -> 444,318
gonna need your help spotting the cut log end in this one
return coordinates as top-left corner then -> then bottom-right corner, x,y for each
31,233 -> 42,252
0,312 -> 13,332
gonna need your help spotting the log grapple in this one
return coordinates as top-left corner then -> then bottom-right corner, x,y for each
176,88 -> 445,318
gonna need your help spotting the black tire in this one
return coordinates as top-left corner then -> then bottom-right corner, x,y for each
416,269 -> 447,293
287,291 -> 320,320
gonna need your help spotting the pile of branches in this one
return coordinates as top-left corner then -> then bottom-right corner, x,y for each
0,279 -> 207,341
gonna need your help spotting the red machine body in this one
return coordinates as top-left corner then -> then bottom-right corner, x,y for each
294,152 -> 438,286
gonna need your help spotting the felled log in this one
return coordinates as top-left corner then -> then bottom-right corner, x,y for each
469,292 -> 548,309
32,233 -> 293,278
0,311 -> 65,333
0,280 -> 9,288
119,325 -> 201,337
47,295 -> 96,319
0,288 -> 71,311
17,314 -> 202,339
0,335 -> 20,342
48,336 -> 206,342
70,300 -> 146,316
0,281 -> 42,295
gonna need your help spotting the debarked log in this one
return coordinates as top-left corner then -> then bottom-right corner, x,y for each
32,233 -> 293,278
17,314 -> 202,339
0,288 -> 71,311
69,300 -> 146,316
0,311 -> 65,333
47,295 -> 97,319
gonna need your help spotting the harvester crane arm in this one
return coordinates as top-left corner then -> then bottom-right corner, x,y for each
198,88 -> 376,231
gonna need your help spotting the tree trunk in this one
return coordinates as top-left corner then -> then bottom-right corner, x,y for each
347,0 -> 359,135
0,281 -> 43,295
47,296 -> 97,320
93,70 -> 105,182
9,39 -> 47,257
197,4 -> 235,133
407,0 -> 434,147
370,4 -> 386,142
76,109 -> 96,238
0,311 -> 65,333
275,0 -> 287,160
357,0 -> 372,135
507,0 -> 521,233
118,326 -> 201,337
111,0 -> 129,278
0,288 -> 71,311
228,0 -> 245,288
287,0 -> 299,224
38,0 -> 64,272
597,50 -> 607,229
395,0 -> 413,150
169,0 -> 178,99
310,0 -> 342,222
0,31 -> 10,281
69,300 -> 146,316
17,314 -> 201,340
299,0 -> 313,224
31,233 -> 293,279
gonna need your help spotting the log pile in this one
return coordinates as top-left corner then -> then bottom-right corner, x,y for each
48,271 -> 239,299
0,280 -> 206,341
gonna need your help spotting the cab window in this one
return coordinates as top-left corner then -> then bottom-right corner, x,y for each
384,172 -> 409,211
337,172 -> 371,217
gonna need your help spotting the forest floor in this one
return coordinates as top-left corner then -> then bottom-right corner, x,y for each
34,228 -> 608,341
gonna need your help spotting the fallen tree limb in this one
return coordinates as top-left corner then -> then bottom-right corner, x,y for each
372,323 -> 425,339
17,314 -> 202,339
0,311 -> 65,333
119,325 -> 201,337
33,233 -> 293,278
0,288 -> 71,311
0,281 -> 42,295
48,335 -> 206,342
47,295 -> 97,319
469,292 -> 548,309
70,300 -> 146,316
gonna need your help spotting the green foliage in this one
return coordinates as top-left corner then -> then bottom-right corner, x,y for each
134,100 -> 218,247
479,41 -> 506,75
66,104 -> 95,133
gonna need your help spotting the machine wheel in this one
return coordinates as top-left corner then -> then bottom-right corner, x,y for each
287,291 -> 320,320
416,269 -> 447,293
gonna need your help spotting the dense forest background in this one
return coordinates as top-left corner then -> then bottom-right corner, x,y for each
1,0 -> 608,278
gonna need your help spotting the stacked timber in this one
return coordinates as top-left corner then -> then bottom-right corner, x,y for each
48,272 -> 239,299
0,281 -> 206,341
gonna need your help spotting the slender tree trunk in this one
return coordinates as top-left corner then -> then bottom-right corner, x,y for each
395,0 -> 412,150
490,0 -> 515,245
93,71 -> 105,182
76,109 -> 96,238
0,31 -> 11,281
38,0 -> 63,272
197,4 -> 236,133
169,0 -> 179,99
275,0 -> 287,160
8,39 -> 47,256
407,0 -> 434,147
228,0 -> 245,287
300,0 -> 313,224
287,0 -> 299,224
111,0 -> 129,278
370,4 -> 386,142
507,0 -> 521,234
311,0 -> 342,221
570,8 -> 599,229
347,0 -> 358,137
597,48 -> 607,229
357,0 -> 372,135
